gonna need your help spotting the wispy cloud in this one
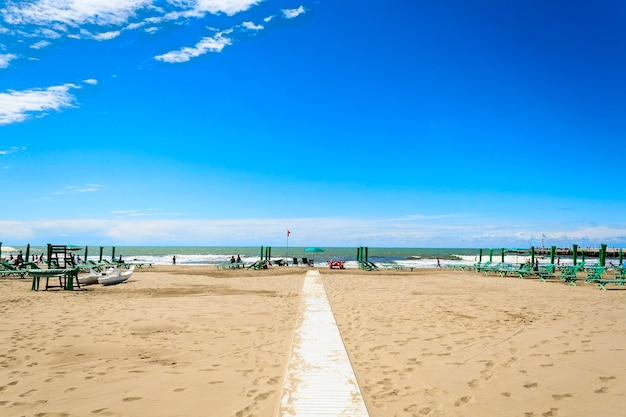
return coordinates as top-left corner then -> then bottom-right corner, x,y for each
242,21 -> 263,31
1,0 -> 153,27
0,53 -> 17,68
0,83 -> 80,125
53,184 -> 102,195
0,145 -> 26,155
283,6 -> 305,19
154,6 -> 308,63
155,30 -> 233,63
0,2 -> 310,123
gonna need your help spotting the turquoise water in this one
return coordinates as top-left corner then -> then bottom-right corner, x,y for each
5,245 -> 611,268
8,246 -> 479,268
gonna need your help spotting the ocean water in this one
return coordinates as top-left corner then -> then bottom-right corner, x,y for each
5,246 -> 611,269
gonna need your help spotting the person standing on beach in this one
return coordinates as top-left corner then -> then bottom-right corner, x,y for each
436,258 -> 441,268
172,255 -> 176,265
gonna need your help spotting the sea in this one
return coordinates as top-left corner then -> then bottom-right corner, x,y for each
6,246 -> 608,269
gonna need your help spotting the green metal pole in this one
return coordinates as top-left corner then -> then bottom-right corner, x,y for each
356,247 -> 360,263
501,248 -> 505,263
47,244 -> 51,268
550,246 -> 556,265
489,249 -> 493,263
530,246 -> 535,267
479,248 -> 483,263
619,248 -> 623,266
112,247 -> 116,261
99,246 -> 103,262
365,247 -> 369,262
260,246 -> 263,260
84,246 -> 88,264
25,244 -> 30,264
572,244 -> 578,266
600,244 -> 607,267
582,249 -> 585,262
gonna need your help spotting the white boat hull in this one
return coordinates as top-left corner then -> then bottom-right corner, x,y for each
99,266 -> 135,286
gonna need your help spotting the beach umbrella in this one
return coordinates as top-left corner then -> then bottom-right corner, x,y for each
1,245 -> 18,254
304,247 -> 324,264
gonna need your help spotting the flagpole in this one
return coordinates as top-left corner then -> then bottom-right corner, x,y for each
286,230 -> 290,265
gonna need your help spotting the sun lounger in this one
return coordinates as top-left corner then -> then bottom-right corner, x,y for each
473,261 -> 491,273
358,261 -> 379,271
560,265 -> 584,285
593,277 -> 626,290
0,261 -> 30,278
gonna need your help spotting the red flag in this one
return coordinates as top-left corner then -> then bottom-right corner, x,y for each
287,230 -> 291,236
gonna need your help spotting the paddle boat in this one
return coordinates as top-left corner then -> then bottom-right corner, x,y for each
328,259 -> 345,269
99,266 -> 135,286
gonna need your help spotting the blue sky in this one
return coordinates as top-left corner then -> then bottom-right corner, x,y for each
1,0 -> 626,248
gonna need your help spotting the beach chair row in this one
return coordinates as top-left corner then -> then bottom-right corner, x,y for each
469,261 -> 626,290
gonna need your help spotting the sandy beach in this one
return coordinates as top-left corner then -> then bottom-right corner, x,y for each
1,266 -> 625,417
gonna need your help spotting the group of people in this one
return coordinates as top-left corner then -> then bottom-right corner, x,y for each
230,254 -> 242,263
5,251 -> 46,268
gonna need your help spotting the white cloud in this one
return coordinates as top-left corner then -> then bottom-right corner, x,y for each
30,40 -> 51,49
0,53 -> 17,68
172,0 -> 263,17
155,31 -> 232,63
0,215 -> 624,247
282,5 -> 305,19
0,146 -> 22,155
0,83 -> 80,125
1,0 -> 153,27
242,21 -> 263,30
83,78 -> 98,85
92,30 -> 121,40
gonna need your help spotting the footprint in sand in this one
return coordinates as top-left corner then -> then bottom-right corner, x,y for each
454,396 -> 472,406
524,382 -> 538,389
122,397 -> 142,402
599,376 -> 616,382
173,388 -> 186,392
594,386 -> 608,394
552,393 -> 572,400
19,389 -> 37,397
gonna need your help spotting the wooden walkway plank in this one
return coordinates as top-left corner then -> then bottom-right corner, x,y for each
277,270 -> 369,417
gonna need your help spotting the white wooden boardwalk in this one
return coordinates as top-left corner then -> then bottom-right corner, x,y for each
277,270 -> 370,417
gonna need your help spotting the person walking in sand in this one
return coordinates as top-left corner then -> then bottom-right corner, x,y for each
436,258 -> 441,268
